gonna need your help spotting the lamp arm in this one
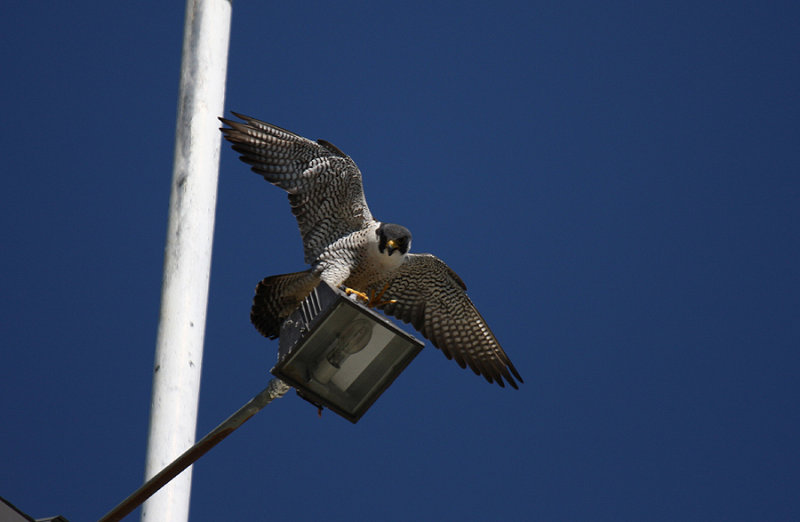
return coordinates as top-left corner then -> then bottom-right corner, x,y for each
99,378 -> 291,522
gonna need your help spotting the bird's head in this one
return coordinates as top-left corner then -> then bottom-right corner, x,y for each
377,223 -> 412,256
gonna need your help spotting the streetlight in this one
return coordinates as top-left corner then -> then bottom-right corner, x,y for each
272,281 -> 424,423
99,282 -> 423,520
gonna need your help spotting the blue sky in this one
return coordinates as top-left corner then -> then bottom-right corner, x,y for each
1,2 -> 798,520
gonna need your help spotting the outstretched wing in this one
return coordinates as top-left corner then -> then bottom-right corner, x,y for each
219,113 -> 374,264
372,254 -> 523,389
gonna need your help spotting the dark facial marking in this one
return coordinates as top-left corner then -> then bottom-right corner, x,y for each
377,223 -> 412,255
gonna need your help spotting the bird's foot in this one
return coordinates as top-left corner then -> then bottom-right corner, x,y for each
344,284 -> 397,308
344,287 -> 370,303
370,282 -> 397,307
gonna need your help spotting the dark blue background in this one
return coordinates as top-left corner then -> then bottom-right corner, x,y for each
2,2 -> 798,520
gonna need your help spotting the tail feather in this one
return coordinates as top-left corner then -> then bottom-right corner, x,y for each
251,270 -> 319,339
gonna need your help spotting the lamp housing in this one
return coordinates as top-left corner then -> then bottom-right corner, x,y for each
271,282 -> 424,423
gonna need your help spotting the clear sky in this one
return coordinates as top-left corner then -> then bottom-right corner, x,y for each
1,2 -> 798,521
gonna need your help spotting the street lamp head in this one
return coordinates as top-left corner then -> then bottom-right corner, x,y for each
271,282 -> 424,423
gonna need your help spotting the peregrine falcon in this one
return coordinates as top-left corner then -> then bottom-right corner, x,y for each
219,113 -> 523,389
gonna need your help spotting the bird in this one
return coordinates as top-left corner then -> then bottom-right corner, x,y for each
219,113 -> 523,389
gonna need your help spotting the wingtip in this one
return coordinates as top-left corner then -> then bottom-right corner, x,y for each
505,370 -> 523,390
497,374 -> 521,390
218,112 -> 255,131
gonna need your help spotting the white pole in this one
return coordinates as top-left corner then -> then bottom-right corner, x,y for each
143,1 -> 231,521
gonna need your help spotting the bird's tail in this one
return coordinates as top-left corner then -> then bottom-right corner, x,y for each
250,270 -> 320,339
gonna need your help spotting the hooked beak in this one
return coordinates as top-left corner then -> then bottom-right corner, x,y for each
386,239 -> 399,255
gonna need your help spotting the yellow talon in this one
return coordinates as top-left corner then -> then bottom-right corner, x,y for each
371,283 -> 397,307
344,287 -> 370,303
344,284 -> 397,308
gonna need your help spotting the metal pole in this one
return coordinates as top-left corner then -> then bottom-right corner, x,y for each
101,380 -> 291,522
143,1 -> 231,521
